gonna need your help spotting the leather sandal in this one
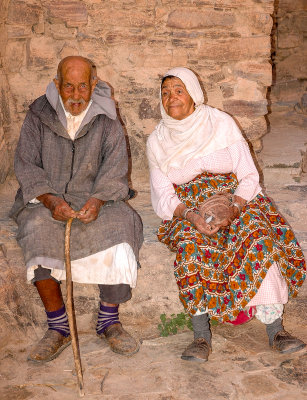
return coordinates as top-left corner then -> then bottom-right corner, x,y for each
98,323 -> 140,356
27,329 -> 71,363
181,337 -> 211,362
271,331 -> 306,354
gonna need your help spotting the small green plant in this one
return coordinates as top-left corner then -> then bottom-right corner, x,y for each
158,312 -> 193,337
158,312 -> 219,337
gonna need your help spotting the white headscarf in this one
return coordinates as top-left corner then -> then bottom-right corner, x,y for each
147,67 -> 244,174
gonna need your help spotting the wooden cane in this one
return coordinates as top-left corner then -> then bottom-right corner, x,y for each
65,217 -> 85,397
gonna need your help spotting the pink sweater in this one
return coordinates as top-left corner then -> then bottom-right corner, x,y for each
149,140 -> 262,220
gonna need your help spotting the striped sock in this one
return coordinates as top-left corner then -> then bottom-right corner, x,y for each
96,303 -> 120,335
46,305 -> 70,337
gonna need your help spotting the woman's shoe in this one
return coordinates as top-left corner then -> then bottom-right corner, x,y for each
271,331 -> 306,354
181,338 -> 211,362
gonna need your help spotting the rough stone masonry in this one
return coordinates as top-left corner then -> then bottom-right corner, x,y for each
0,0 -> 277,184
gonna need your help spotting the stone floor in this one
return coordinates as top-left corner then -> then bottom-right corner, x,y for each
0,111 -> 306,399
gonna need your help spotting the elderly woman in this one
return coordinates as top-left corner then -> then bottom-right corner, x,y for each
147,67 -> 306,362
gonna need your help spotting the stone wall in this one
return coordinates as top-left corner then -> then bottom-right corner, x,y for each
0,0 -> 13,184
0,0 -> 274,178
271,0 -> 307,112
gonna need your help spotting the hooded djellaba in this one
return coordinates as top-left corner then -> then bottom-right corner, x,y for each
10,56 -> 143,363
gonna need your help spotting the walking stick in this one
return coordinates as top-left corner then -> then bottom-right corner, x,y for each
65,217 -> 85,397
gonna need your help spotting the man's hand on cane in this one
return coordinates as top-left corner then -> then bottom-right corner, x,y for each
76,197 -> 104,224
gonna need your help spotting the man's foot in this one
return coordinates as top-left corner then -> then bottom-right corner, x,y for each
27,329 -> 71,363
181,338 -> 211,362
98,323 -> 140,356
271,331 -> 306,354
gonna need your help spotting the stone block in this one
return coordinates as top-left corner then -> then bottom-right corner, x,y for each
0,133 -> 9,184
7,1 -> 41,26
233,61 -> 272,86
88,8 -> 154,28
155,6 -> 168,20
208,71 -> 226,84
223,99 -> 268,117
32,13 -> 45,34
171,37 -> 198,49
234,78 -> 264,101
278,34 -> 303,49
167,9 -> 235,29
241,375 -> 278,396
236,12 -> 272,36
251,138 -> 262,153
59,44 -> 79,60
302,150 -> 307,173
206,88 -> 224,109
7,72 -> 50,114
7,25 -> 32,39
0,26 -> 7,59
278,0 -> 307,12
271,80 -> 305,104
0,83 -> 11,127
236,115 -> 268,141
46,1 -> 88,27
276,51 -> 307,80
293,15 -> 307,33
138,98 -> 160,120
47,24 -> 77,40
164,0 -> 273,12
220,82 -> 234,98
198,37 -> 271,61
143,49 -> 173,68
28,37 -> 58,70
4,40 -> 26,73
105,30 -> 147,46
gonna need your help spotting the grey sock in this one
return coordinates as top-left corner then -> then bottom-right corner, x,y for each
266,317 -> 283,346
192,313 -> 211,345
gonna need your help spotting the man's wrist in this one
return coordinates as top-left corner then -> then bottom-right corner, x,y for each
37,193 -> 62,211
89,197 -> 105,208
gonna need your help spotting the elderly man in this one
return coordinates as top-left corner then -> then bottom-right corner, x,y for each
10,56 -> 143,362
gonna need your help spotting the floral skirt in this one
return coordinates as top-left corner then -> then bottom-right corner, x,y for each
157,172 -> 306,322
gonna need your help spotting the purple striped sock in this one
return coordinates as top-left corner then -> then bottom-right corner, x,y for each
46,305 -> 70,337
96,303 -> 120,335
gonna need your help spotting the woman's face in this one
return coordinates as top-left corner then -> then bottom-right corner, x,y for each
161,77 -> 195,120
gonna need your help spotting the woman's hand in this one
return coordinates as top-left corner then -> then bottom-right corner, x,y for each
174,203 -> 219,236
187,212 -> 220,236
229,195 -> 247,222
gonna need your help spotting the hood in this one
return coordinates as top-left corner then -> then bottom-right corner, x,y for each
46,80 -> 117,121
27,79 -> 118,140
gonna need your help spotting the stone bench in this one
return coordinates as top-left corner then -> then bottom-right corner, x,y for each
0,176 -> 182,341
1,169 -> 306,342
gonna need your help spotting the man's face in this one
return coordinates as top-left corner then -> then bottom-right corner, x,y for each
54,60 -> 97,116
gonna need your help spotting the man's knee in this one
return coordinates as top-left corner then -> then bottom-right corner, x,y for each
98,284 -> 132,304
31,265 -> 60,284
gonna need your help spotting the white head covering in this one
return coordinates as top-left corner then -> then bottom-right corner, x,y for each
147,67 -> 244,174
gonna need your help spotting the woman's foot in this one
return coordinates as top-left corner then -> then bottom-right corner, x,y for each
271,331 -> 306,354
181,338 -> 211,362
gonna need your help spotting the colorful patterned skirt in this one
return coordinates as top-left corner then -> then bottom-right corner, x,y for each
157,172 -> 306,322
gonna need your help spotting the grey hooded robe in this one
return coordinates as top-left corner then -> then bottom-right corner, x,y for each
10,81 -> 143,273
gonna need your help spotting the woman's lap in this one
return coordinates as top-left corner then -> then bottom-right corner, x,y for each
157,173 -> 306,322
